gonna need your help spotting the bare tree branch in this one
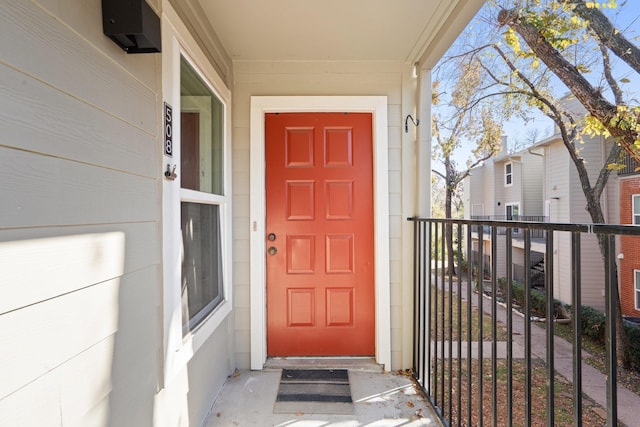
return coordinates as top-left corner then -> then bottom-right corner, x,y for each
432,169 -> 446,180
599,42 -> 624,105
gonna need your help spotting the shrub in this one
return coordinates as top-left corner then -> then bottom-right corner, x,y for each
497,277 -> 508,295
530,288 -> 547,316
458,258 -> 468,274
580,306 -> 606,343
624,324 -> 640,372
511,281 -> 526,308
504,279 -> 565,318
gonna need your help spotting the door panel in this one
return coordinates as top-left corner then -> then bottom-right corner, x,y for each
266,112 -> 374,356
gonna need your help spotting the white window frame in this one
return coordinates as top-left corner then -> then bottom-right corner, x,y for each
633,194 -> 640,225
635,270 -> 640,311
505,162 -> 513,187
161,6 -> 233,382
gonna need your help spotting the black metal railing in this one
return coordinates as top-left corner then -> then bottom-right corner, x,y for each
409,217 -> 640,427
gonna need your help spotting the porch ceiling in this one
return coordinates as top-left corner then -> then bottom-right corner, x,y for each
187,0 -> 484,67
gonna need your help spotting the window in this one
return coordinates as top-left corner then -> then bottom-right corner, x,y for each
505,202 -> 519,220
505,162 -> 513,186
180,55 -> 226,334
633,195 -> 640,225
636,270 -> 640,310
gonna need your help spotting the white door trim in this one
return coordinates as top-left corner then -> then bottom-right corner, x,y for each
249,96 -> 391,370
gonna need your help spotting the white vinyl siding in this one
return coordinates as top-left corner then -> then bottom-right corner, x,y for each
545,137 -> 608,309
521,151 -> 544,217
471,204 -> 484,217
0,0 -> 161,425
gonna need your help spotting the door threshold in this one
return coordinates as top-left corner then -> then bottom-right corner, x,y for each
264,357 -> 383,373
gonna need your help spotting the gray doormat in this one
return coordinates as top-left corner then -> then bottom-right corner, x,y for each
273,369 -> 353,414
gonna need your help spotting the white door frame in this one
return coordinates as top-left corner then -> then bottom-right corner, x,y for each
249,96 -> 391,370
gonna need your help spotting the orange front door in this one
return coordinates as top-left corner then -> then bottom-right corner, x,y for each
266,112 -> 375,356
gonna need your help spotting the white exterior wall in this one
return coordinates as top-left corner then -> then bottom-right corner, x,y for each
545,142 -> 571,221
483,160 -> 497,214
521,152 -> 544,216
494,234 -> 507,279
232,61 -> 416,370
544,142 -> 571,304
544,136 -> 612,309
464,164 -> 489,218
493,159 -> 505,214
571,135 -> 612,309
1,1 -> 236,426
0,0 -> 162,425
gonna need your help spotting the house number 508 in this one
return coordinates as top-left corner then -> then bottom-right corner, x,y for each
164,102 -> 173,157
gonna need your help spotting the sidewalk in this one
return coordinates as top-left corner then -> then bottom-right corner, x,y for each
453,277 -> 639,427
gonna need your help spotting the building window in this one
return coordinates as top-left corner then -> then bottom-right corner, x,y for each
180,55 -> 226,334
505,202 -> 520,220
633,194 -> 640,225
505,162 -> 513,186
636,270 -> 640,311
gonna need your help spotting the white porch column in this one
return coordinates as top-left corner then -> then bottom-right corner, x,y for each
399,66 -> 432,371
400,65 -> 432,369
416,67 -> 432,216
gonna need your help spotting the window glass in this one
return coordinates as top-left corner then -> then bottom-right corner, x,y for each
633,195 -> 640,225
180,57 -> 224,195
181,202 -> 223,333
636,270 -> 640,310
505,163 -> 512,186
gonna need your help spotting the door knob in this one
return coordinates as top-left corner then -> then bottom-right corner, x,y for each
268,233 -> 276,241
268,246 -> 277,256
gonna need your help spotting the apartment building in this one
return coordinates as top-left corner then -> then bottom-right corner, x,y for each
465,129 -> 618,310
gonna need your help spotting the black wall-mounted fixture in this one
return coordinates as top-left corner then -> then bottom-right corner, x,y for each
404,114 -> 420,133
102,0 -> 161,53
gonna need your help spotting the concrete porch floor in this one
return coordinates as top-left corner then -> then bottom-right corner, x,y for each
204,360 -> 442,427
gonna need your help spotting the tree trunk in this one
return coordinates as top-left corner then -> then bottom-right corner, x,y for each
594,232 -> 629,370
445,157 -> 457,276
